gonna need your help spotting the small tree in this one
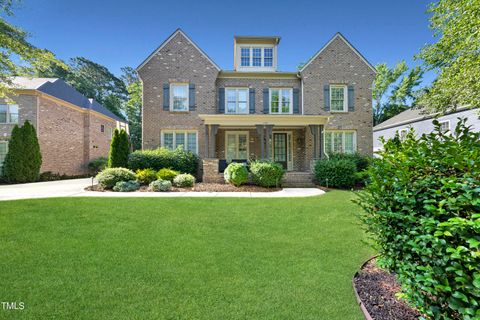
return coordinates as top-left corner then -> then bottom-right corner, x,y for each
3,120 -> 42,183
108,128 -> 130,168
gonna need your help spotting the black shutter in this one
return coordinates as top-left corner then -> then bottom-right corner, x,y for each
323,85 -> 330,112
293,88 -> 299,114
218,88 -> 225,113
263,88 -> 269,114
189,83 -> 196,111
163,83 -> 170,111
249,88 -> 255,114
348,85 -> 354,112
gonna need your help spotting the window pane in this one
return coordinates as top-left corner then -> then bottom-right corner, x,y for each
330,87 -> 345,111
238,89 -> 247,102
187,133 -> 197,153
226,89 -> 236,113
344,133 -> 354,153
270,89 -> 279,113
325,132 -> 332,154
241,48 -> 250,66
238,134 -> 248,159
227,102 -> 236,113
8,105 -> 18,123
172,85 -> 188,111
175,132 -> 185,149
333,132 -> 343,153
226,134 -> 236,162
238,102 -> 247,114
163,133 -> 174,149
264,48 -> 273,67
0,105 -> 6,123
281,90 -> 291,113
252,48 -> 261,66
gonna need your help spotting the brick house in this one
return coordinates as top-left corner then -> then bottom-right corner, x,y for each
137,29 -> 375,185
0,77 -> 128,176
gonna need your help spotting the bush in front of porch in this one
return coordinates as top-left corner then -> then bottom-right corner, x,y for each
224,163 -> 249,187
128,147 -> 198,176
314,153 -> 370,189
250,161 -> 285,188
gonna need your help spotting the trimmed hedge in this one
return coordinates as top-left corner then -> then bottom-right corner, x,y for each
135,168 -> 157,185
128,147 -> 198,175
96,167 -> 136,189
328,152 -> 370,171
108,129 -> 130,168
224,163 -> 249,187
314,158 -> 357,189
173,173 -> 195,187
249,161 -> 285,188
156,168 -> 179,182
149,179 -> 172,192
357,119 -> 480,319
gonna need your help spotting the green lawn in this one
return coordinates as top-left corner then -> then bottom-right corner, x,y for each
0,191 -> 372,319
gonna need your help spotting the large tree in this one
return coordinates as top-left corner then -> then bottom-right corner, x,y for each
121,67 -> 142,150
0,0 -> 66,99
417,0 -> 480,113
372,61 -> 423,125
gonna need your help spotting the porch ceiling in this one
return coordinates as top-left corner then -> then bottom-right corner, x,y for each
199,114 -> 330,126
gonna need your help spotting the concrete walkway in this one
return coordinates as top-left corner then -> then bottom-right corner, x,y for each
0,178 -> 324,201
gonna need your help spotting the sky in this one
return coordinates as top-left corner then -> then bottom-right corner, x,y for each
6,0 -> 436,83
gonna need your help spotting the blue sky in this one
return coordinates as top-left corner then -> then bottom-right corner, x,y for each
7,0 -> 435,83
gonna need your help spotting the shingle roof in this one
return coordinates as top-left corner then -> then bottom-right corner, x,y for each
9,77 -> 124,122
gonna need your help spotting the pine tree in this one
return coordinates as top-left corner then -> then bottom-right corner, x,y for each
108,129 -> 130,168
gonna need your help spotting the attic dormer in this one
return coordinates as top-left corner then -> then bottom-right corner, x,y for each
234,36 -> 280,72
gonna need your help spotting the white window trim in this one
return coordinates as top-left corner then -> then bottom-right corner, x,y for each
225,131 -> 250,161
324,130 -> 357,154
169,83 -> 189,112
238,45 -> 276,70
269,88 -> 293,114
0,104 -> 19,124
329,85 -> 348,113
161,130 -> 198,154
225,87 -> 249,114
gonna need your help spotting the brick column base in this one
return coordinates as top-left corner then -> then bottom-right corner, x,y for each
202,158 -> 224,183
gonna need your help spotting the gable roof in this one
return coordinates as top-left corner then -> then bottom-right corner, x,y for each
9,77 -> 124,122
136,28 -> 221,71
299,32 -> 376,74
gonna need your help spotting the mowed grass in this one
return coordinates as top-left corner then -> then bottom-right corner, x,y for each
0,191 -> 372,320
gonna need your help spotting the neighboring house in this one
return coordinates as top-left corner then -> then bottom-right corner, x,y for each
137,29 -> 375,184
373,107 -> 480,152
0,77 -> 129,176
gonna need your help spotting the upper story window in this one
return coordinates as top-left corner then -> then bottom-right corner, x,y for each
170,84 -> 189,112
264,48 -> 273,67
226,88 -> 248,114
270,89 -> 292,114
330,85 -> 347,112
0,104 -> 19,124
100,124 -> 105,133
239,46 -> 275,68
241,48 -> 250,67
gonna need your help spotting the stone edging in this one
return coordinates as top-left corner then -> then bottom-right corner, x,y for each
352,255 -> 378,320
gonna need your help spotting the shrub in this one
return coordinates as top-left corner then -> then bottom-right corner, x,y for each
149,179 -> 172,192
108,129 -> 130,168
156,168 -> 179,182
3,121 -> 42,183
128,147 -> 198,175
224,163 -> 249,187
314,158 -> 356,189
88,157 -> 108,174
173,173 -> 195,188
135,168 -> 157,185
249,161 -> 285,188
356,119 -> 480,319
95,167 -> 136,189
328,152 -> 370,171
112,180 -> 140,192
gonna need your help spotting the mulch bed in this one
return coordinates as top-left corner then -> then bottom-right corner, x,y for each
86,183 -> 281,193
354,258 -> 422,320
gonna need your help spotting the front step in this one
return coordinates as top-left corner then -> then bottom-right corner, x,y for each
282,172 -> 316,187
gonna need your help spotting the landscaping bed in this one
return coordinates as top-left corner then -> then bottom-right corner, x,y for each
354,258 -> 422,320
87,182 -> 281,192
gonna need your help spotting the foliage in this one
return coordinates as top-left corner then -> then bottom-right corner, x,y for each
224,163 -> 249,187
156,168 -> 179,182
108,129 -> 130,168
135,168 -> 157,185
2,121 -> 42,183
173,173 -> 195,188
125,79 -> 142,150
314,158 -> 356,189
0,2 -> 67,99
356,119 -> 480,319
88,157 -> 108,174
149,179 -> 172,192
372,62 -> 423,125
95,167 -> 136,189
327,153 -> 370,172
112,180 -> 140,192
417,0 -> 480,113
128,147 -> 198,175
249,161 -> 285,188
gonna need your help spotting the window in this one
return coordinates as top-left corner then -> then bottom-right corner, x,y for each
330,85 -> 347,112
161,131 -> 197,154
107,127 -> 113,138
241,48 -> 250,67
0,104 -> 19,124
439,120 -> 450,132
226,88 -> 248,114
324,131 -> 356,154
264,48 -> 273,67
270,88 -> 292,114
170,84 -> 189,112
0,141 -> 7,175
100,124 -> 105,133
399,129 -> 408,141
238,46 -> 274,68
226,132 -> 249,162
252,48 -> 262,66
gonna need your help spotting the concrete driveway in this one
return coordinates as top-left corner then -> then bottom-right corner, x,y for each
0,178 -> 324,201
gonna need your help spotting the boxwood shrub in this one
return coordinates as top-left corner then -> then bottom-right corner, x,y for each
224,163 -> 249,187
128,147 -> 198,175
149,179 -> 172,192
357,119 -> 480,319
314,158 -> 357,189
249,161 -> 285,188
96,167 -> 136,189
113,180 -> 140,192
173,173 -> 195,188
156,168 -> 179,182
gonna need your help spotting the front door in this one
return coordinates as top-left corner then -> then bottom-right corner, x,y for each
273,133 -> 288,170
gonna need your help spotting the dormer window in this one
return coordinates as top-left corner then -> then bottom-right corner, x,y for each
238,46 -> 275,69
234,36 -> 280,71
